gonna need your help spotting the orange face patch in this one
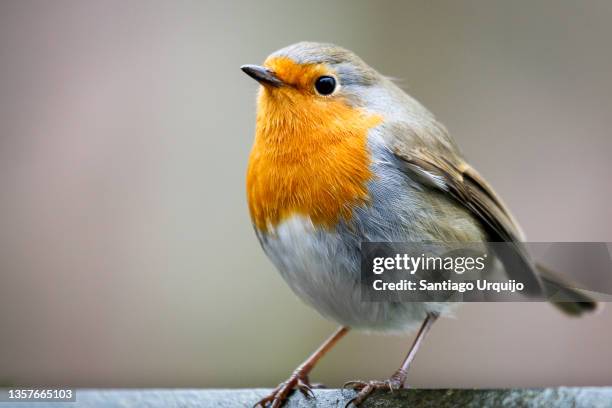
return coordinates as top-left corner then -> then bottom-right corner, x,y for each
264,56 -> 332,91
246,58 -> 382,231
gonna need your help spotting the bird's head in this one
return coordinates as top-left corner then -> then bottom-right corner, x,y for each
241,43 -> 390,230
241,42 -> 382,117
241,42 -> 435,231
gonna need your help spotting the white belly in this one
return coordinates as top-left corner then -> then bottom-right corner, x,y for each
258,215 -> 453,333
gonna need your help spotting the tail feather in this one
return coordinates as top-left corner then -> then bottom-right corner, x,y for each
537,263 -> 599,317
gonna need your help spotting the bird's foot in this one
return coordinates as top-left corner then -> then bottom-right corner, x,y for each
254,371 -> 319,408
343,377 -> 403,407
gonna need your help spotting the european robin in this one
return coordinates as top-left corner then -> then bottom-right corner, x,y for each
241,42 -> 596,407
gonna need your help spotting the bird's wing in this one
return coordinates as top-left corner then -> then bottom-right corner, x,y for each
390,144 -> 543,294
399,148 -> 523,242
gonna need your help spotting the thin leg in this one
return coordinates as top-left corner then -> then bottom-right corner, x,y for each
390,312 -> 438,386
254,326 -> 350,408
345,312 -> 439,407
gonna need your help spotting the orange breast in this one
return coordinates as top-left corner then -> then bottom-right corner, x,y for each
246,77 -> 382,231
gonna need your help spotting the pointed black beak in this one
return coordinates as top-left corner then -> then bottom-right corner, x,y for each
241,64 -> 283,87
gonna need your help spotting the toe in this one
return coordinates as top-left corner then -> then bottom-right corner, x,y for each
354,384 -> 374,405
342,379 -> 402,406
342,380 -> 366,390
297,380 -> 315,399
253,396 -> 272,408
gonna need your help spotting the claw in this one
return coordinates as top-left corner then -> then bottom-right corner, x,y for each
345,397 -> 357,408
253,372 -> 318,407
253,397 -> 270,408
298,388 -> 314,399
342,380 -> 365,390
297,378 -> 315,399
342,379 -> 402,406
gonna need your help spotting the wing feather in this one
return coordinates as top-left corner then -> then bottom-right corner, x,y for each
393,146 -> 542,294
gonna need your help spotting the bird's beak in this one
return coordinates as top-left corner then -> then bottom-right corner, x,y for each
241,64 -> 283,87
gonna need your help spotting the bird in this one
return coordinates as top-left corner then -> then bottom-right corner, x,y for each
241,42 -> 596,408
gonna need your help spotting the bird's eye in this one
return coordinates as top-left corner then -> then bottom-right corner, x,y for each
314,76 -> 336,95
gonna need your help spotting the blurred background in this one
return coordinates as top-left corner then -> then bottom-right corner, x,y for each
1,0 -> 611,389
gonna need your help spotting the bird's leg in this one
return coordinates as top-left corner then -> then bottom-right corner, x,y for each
389,312 -> 439,387
254,326 -> 349,408
344,312 -> 439,407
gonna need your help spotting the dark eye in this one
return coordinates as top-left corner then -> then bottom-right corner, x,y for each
314,76 -> 336,95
